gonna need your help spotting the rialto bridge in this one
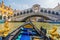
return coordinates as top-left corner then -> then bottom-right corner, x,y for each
11,4 -> 60,22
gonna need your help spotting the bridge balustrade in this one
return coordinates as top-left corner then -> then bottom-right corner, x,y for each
13,8 -> 60,18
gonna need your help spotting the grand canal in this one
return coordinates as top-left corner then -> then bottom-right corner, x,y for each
0,22 -> 60,40
0,22 -> 60,35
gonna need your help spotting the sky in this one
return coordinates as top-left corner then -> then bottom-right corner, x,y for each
0,0 -> 60,10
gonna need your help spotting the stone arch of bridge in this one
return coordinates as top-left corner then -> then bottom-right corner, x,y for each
21,15 -> 51,22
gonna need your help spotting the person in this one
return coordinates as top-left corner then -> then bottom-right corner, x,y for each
40,26 -> 47,35
40,26 -> 48,40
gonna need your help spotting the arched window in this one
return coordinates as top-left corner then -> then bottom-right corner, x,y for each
56,12 -> 59,15
52,11 -> 55,14
27,10 -> 29,13
48,10 -> 51,14
20,12 -> 22,15
30,9 -> 33,13
44,10 -> 47,13
23,11 -> 25,14
14,14 -> 16,16
8,16 -> 10,19
40,9 -> 43,12
17,13 -> 19,16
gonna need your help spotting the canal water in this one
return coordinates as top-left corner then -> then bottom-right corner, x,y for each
0,21 -> 60,40
0,20 -> 4,23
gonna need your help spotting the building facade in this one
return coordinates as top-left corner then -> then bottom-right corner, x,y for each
0,0 -> 13,21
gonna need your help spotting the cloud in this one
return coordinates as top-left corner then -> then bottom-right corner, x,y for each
4,0 -> 60,10
11,2 -> 30,10
32,0 -> 59,8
